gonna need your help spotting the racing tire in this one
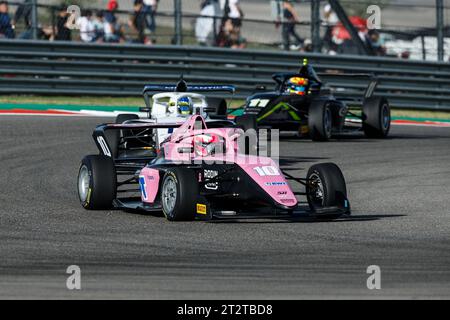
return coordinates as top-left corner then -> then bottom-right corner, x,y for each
235,114 -> 257,131
362,97 -> 390,138
235,114 -> 258,155
78,155 -> 117,210
308,101 -> 333,141
306,163 -> 348,219
116,113 -> 139,124
115,113 -> 142,153
161,168 -> 198,221
206,97 -> 228,116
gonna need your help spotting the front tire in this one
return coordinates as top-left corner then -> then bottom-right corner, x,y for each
306,163 -> 348,219
161,168 -> 198,221
362,97 -> 390,138
308,101 -> 332,141
78,155 -> 116,210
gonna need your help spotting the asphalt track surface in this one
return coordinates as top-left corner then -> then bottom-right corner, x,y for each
0,116 -> 450,299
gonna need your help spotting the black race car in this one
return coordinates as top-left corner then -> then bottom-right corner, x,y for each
235,60 -> 391,141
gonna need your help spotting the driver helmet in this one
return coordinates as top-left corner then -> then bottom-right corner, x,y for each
286,77 -> 309,96
193,134 -> 224,157
177,96 -> 193,116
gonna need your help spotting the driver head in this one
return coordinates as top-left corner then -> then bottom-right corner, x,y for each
177,96 -> 193,116
286,77 -> 309,96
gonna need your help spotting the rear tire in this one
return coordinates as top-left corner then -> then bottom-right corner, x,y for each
161,168 -> 198,221
235,114 -> 257,131
115,113 -> 142,153
116,113 -> 139,124
308,101 -> 332,141
78,155 -> 116,210
206,97 -> 227,116
362,97 -> 390,138
235,114 -> 258,155
306,163 -> 348,219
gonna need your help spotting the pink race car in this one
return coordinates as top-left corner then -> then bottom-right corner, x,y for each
77,115 -> 350,221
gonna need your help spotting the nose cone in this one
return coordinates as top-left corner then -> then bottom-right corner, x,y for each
236,155 -> 298,208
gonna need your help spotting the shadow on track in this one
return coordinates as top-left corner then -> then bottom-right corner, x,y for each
209,214 -> 406,224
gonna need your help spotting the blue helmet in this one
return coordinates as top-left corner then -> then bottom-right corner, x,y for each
177,96 -> 192,115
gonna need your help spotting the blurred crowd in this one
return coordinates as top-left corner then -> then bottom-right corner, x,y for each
0,0 -> 159,44
194,0 -> 387,55
321,3 -> 386,57
196,0 -> 246,49
0,0 -> 432,60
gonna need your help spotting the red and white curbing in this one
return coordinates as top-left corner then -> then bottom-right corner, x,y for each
1,108 -> 450,128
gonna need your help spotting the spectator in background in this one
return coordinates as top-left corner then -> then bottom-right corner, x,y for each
196,0 -> 221,46
400,50 -> 410,59
300,38 -> 312,53
143,0 -> 158,34
78,10 -> 95,42
217,18 -> 246,49
221,0 -> 243,31
92,11 -> 105,42
367,30 -> 386,56
9,0 -> 51,40
104,0 -> 122,42
12,0 -> 31,32
322,3 -> 338,54
281,0 -> 303,51
55,5 -> 71,41
129,0 -> 147,44
218,0 -> 245,48
0,0 -> 14,38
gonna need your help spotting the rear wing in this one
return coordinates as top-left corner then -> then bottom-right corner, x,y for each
142,84 -> 236,95
142,79 -> 236,111
317,73 -> 379,99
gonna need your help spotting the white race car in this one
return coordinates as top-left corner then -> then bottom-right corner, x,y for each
111,79 -> 237,159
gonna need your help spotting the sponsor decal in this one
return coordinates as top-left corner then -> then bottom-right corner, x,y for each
139,176 -> 148,201
281,198 -> 295,203
278,191 -> 287,195
248,99 -> 270,108
254,166 -> 280,176
96,136 -> 111,157
196,203 -> 207,215
204,169 -> 219,190
265,182 -> 287,186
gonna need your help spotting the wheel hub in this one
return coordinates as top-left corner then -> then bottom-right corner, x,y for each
382,104 -> 390,130
162,177 -> 177,213
309,173 -> 325,206
78,165 -> 90,202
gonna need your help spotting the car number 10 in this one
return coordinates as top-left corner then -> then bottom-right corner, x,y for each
254,166 -> 279,176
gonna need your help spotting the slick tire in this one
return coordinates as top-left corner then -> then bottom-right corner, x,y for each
235,114 -> 258,155
206,97 -> 228,116
362,97 -> 390,138
116,113 -> 140,124
78,155 -> 117,210
306,163 -> 348,219
115,113 -> 141,153
235,114 -> 257,132
308,101 -> 332,141
161,168 -> 198,221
